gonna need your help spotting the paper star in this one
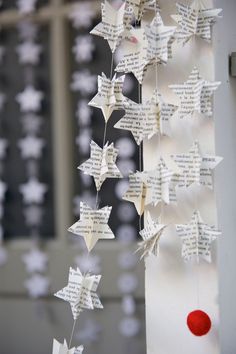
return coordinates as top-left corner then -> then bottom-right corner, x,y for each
0,180 -> 7,202
69,202 -> 115,251
71,70 -> 97,95
24,205 -> 44,226
25,274 -> 50,298
125,0 -> 159,20
171,1 -> 222,44
22,248 -> 48,273
16,41 -> 42,65
20,178 -> 48,204
69,3 -> 95,29
16,86 -> 44,113
73,35 -> 95,63
78,140 -> 122,191
145,13 -> 176,64
73,192 -> 96,216
75,254 -> 101,274
169,67 -> 221,119
21,114 -> 43,134
137,212 -> 167,258
18,135 -> 45,159
16,0 -> 38,14
52,339 -> 84,354
123,171 -> 147,215
0,139 -> 8,160
172,141 -> 222,189
54,267 -> 103,319
0,247 -> 8,267
176,211 -> 221,262
89,73 -> 125,122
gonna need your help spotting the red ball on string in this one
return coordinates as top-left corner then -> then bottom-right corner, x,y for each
187,310 -> 212,336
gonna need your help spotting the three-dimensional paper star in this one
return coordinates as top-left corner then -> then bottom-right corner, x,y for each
169,67 -> 221,119
172,141 -> 222,189
52,339 -> 84,354
125,0 -> 160,21
72,35 -> 95,63
89,73 -> 125,122
68,202 -> 115,251
69,3 -> 95,29
20,178 -> 48,204
16,86 -> 44,113
176,211 -> 221,262
0,180 -> 7,202
71,70 -> 97,95
78,140 -> 122,191
18,135 -> 45,159
16,0 -> 38,14
22,248 -> 48,273
16,41 -> 42,65
0,138 -> 8,160
54,267 -> 103,319
137,212 -> 167,258
123,171 -> 147,215
25,274 -> 50,298
171,1 -> 222,44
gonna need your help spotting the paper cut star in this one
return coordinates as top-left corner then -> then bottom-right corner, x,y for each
172,1 -> 222,44
69,3 -> 95,29
71,70 -> 97,95
52,339 -> 84,354
176,211 -> 221,262
20,178 -> 48,204
69,202 -> 115,252
73,35 -> 95,63
16,86 -> 44,113
169,67 -> 221,119
145,13 -> 176,64
22,248 -> 48,273
89,73 -> 125,122
137,212 -> 167,258
16,0 -> 38,14
75,254 -> 101,274
18,135 -> 45,159
25,274 -> 50,298
123,171 -> 147,215
78,140 -> 122,191
54,267 -> 103,319
21,114 -> 43,134
0,139 -> 8,160
125,0 -> 159,20
16,41 -> 42,65
0,247 -> 8,267
172,141 -> 222,189
24,205 -> 44,226
0,180 -> 7,202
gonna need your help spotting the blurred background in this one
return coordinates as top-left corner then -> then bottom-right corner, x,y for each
0,1 -> 146,353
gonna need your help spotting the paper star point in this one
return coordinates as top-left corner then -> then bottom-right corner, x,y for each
52,339 -> 84,354
125,0 -> 160,21
123,171 -> 147,215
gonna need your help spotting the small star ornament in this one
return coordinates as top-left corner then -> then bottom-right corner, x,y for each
125,0 -> 160,21
18,135 -> 45,159
16,86 -> 44,113
71,70 -> 97,95
16,0 -> 38,14
24,205 -> 44,226
54,267 -> 103,319
176,211 -> 221,263
68,202 -> 115,252
72,35 -> 95,63
25,274 -> 50,298
16,41 -> 42,65
22,248 -> 48,273
69,3 -> 95,29
52,339 -> 84,354
20,178 -> 48,204
123,171 -> 147,215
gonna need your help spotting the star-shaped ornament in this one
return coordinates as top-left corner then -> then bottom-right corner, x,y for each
169,67 -> 221,119
73,35 -> 95,63
89,73 -> 125,122
71,70 -> 97,95
172,1 -> 222,44
68,202 -> 115,252
123,171 -> 147,215
18,135 -> 45,159
172,141 -> 222,189
54,267 -> 103,319
16,41 -> 42,65
176,211 -> 221,262
22,248 -> 48,273
69,3 -> 95,29
16,86 -> 44,113
20,178 -> 48,204
25,274 -> 50,298
52,339 -> 84,354
125,0 -> 160,21
78,140 -> 122,191
16,0 -> 38,14
0,138 -> 8,160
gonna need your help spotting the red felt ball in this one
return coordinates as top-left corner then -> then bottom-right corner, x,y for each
187,310 -> 212,336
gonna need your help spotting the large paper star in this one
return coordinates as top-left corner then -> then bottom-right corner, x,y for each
18,135 -> 45,159
16,86 -> 44,113
22,248 -> 48,273
20,178 -> 48,204
16,0 -> 38,14
176,211 -> 221,262
68,202 -> 115,252
172,141 -> 222,189
89,73 -> 125,122
137,212 -> 167,258
123,171 -> 147,215
54,267 -> 103,319
169,67 -> 221,119
125,0 -> 160,21
25,274 -> 50,298
16,41 -> 42,65
78,140 -> 122,191
52,339 -> 84,354
171,1 -> 222,44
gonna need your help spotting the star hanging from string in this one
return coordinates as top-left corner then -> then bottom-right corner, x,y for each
54,267 -> 103,319
22,248 -> 48,273
71,70 -> 97,95
18,135 -> 45,159
68,202 -> 115,251
16,41 -> 42,65
25,274 -> 50,298
172,141 -> 222,189
16,86 -> 44,113
0,138 -> 8,160
69,3 -> 95,29
171,1 -> 222,44
78,140 -> 122,191
89,73 -> 125,122
20,178 -> 48,204
169,66 -> 221,119
125,0 -> 160,21
72,35 -> 95,63
123,171 -> 147,216
176,211 -> 221,263
52,339 -> 84,354
16,0 -> 38,14
137,212 -> 167,258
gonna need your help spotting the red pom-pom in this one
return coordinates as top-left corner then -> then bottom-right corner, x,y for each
187,310 -> 212,336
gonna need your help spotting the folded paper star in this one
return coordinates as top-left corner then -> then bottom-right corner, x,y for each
123,171 -> 147,215
68,202 -> 115,252
16,41 -> 42,65
69,3 -> 95,29
89,73 -> 125,121
54,267 -> 103,319
137,212 -> 167,258
52,339 -> 84,354
25,274 -> 50,298
73,35 -> 95,63
169,67 -> 221,119
16,86 -> 44,113
78,140 -> 122,191
176,211 -> 221,262
171,1 -> 222,44
172,141 -> 222,189
18,135 -> 45,159
16,0 -> 38,14
125,0 -> 159,21
22,248 -> 48,273
20,178 -> 48,204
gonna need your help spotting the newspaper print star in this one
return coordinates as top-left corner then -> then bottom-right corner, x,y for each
18,135 -> 45,159
68,202 -> 115,252
169,67 -> 221,119
89,73 -> 125,122
176,211 -> 221,262
72,35 -> 95,63
123,171 -> 147,215
22,248 -> 48,273
52,339 -> 84,354
20,178 -> 48,204
71,70 -> 97,95
16,0 -> 38,14
16,86 -> 44,113
125,0 -> 160,21
25,274 -> 50,298
16,41 -> 42,65
69,3 -> 95,29
54,267 -> 103,319
78,140 -> 122,191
